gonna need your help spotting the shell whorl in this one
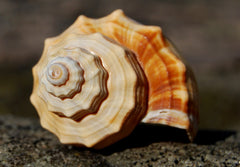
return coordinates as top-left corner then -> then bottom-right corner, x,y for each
44,57 -> 84,99
39,45 -> 109,120
31,33 -> 148,148
46,62 -> 69,86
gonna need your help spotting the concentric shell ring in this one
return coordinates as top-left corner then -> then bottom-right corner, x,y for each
30,33 -> 148,148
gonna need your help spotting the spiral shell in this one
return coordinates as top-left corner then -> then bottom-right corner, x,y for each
30,10 -> 198,148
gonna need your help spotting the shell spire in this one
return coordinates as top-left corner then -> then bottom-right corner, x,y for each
31,33 -> 148,149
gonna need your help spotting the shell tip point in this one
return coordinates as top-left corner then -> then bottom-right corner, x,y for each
112,9 -> 125,16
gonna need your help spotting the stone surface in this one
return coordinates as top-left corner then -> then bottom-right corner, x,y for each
0,115 -> 240,167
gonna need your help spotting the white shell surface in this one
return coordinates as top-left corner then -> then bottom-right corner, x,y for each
39,46 -> 107,118
43,57 -> 84,99
30,33 -> 148,148
46,62 -> 69,86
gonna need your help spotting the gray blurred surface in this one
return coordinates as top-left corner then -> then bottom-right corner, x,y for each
0,0 -> 240,130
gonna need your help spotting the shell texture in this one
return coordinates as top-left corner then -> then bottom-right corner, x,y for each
30,9 -> 198,148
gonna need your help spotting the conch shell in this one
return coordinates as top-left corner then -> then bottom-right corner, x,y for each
30,10 -> 198,149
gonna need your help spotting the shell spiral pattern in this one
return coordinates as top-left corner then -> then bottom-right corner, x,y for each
31,33 -> 148,148
30,10 -> 199,148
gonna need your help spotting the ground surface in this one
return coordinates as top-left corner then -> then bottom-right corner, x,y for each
0,115 -> 240,167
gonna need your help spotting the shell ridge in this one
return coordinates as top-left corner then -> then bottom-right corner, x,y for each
82,16 -> 176,113
106,13 -> 188,115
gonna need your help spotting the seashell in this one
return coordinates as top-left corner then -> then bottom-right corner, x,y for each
30,9 -> 199,149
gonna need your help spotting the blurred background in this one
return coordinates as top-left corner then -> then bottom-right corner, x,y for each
0,0 -> 239,131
